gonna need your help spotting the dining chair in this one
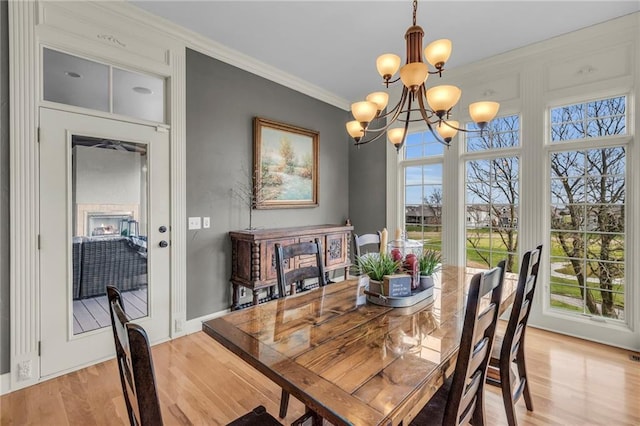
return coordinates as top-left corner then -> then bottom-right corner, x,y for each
352,231 -> 382,259
106,286 -> 281,426
275,238 -> 327,298
410,261 -> 506,426
274,238 -> 326,419
486,245 -> 543,426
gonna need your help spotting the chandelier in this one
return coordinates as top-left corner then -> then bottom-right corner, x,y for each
346,0 -> 500,152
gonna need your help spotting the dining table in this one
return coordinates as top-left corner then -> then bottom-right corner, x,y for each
202,265 -> 517,426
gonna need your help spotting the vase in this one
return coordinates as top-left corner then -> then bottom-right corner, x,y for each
419,274 -> 434,291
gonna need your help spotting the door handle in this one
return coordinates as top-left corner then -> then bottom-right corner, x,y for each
159,225 -> 167,233
159,240 -> 169,248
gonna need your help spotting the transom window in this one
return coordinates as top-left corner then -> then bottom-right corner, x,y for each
550,96 -> 626,142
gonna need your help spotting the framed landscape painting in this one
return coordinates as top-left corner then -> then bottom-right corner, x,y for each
253,117 -> 319,209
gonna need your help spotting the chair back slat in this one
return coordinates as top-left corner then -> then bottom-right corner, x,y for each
502,245 -> 543,364
352,232 -> 382,259
444,260 -> 506,426
460,370 -> 482,416
275,238 -> 326,297
107,286 -> 163,426
473,304 -> 497,343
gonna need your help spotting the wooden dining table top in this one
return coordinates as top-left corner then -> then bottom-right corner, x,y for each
202,265 -> 517,426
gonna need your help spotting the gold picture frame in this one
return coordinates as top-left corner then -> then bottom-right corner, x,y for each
253,117 -> 319,209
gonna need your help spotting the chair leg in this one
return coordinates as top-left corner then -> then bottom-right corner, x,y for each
516,350 -> 534,411
279,389 -> 289,418
500,360 -> 518,426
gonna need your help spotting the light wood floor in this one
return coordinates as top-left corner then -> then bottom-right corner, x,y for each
1,325 -> 638,425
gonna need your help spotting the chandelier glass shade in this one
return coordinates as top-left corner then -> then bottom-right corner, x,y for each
346,0 -> 500,151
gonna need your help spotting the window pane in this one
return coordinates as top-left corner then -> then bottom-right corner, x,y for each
465,152 -> 519,273
465,114 -> 519,151
551,96 -> 626,143
402,159 -> 443,253
43,48 -> 109,112
113,68 -> 165,123
403,130 -> 444,159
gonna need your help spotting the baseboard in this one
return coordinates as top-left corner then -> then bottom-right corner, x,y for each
1,372 -> 10,395
184,308 -> 230,334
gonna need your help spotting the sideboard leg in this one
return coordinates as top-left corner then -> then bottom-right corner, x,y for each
231,284 -> 240,310
252,289 -> 260,306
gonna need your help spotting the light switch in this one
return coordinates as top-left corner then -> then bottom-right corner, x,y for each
188,217 -> 201,230
203,217 -> 211,228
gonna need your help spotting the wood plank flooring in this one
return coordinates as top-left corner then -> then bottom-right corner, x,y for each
1,325 -> 639,425
73,287 -> 147,334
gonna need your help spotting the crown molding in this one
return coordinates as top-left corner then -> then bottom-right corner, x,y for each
96,1 -> 351,111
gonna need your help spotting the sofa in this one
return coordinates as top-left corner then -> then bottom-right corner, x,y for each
72,236 -> 147,299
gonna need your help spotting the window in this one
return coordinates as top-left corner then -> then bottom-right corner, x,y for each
548,96 -> 627,321
464,115 -> 520,273
43,48 -> 166,123
402,131 -> 443,252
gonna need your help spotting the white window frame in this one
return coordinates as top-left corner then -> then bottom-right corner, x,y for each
460,113 -> 522,273
542,93 -> 634,333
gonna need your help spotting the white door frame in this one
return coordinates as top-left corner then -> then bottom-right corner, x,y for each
9,1 -> 187,389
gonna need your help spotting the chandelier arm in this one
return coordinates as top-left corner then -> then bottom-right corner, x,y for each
384,77 -> 402,86
365,88 -> 410,132
354,129 -> 391,146
441,120 -> 469,133
417,90 -> 449,146
374,93 -> 406,120
356,89 -> 412,145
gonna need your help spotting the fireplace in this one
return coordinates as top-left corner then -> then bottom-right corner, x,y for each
87,212 -> 133,236
76,204 -> 139,237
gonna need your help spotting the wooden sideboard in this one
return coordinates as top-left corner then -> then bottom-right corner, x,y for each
229,224 -> 353,310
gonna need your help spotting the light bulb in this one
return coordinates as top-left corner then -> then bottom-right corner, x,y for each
346,121 -> 364,140
376,54 -> 401,80
351,101 -> 378,124
436,120 -> 459,142
388,128 -> 405,146
469,101 -> 500,124
366,92 -> 389,112
424,39 -> 452,69
399,63 -> 428,91
426,85 -> 461,116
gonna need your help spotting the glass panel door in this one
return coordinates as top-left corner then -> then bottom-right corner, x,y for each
71,136 -> 149,334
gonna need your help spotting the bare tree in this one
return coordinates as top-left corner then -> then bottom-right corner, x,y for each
550,97 -> 626,318
423,187 -> 442,225
232,165 -> 269,230
465,116 -> 519,272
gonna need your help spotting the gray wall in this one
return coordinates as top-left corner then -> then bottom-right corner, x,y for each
186,48 -> 351,319
348,118 -> 387,238
1,0 -> 9,374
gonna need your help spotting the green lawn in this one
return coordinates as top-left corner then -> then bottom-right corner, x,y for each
404,226 -> 625,310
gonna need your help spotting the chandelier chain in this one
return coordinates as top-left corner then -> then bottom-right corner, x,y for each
412,0 -> 417,26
